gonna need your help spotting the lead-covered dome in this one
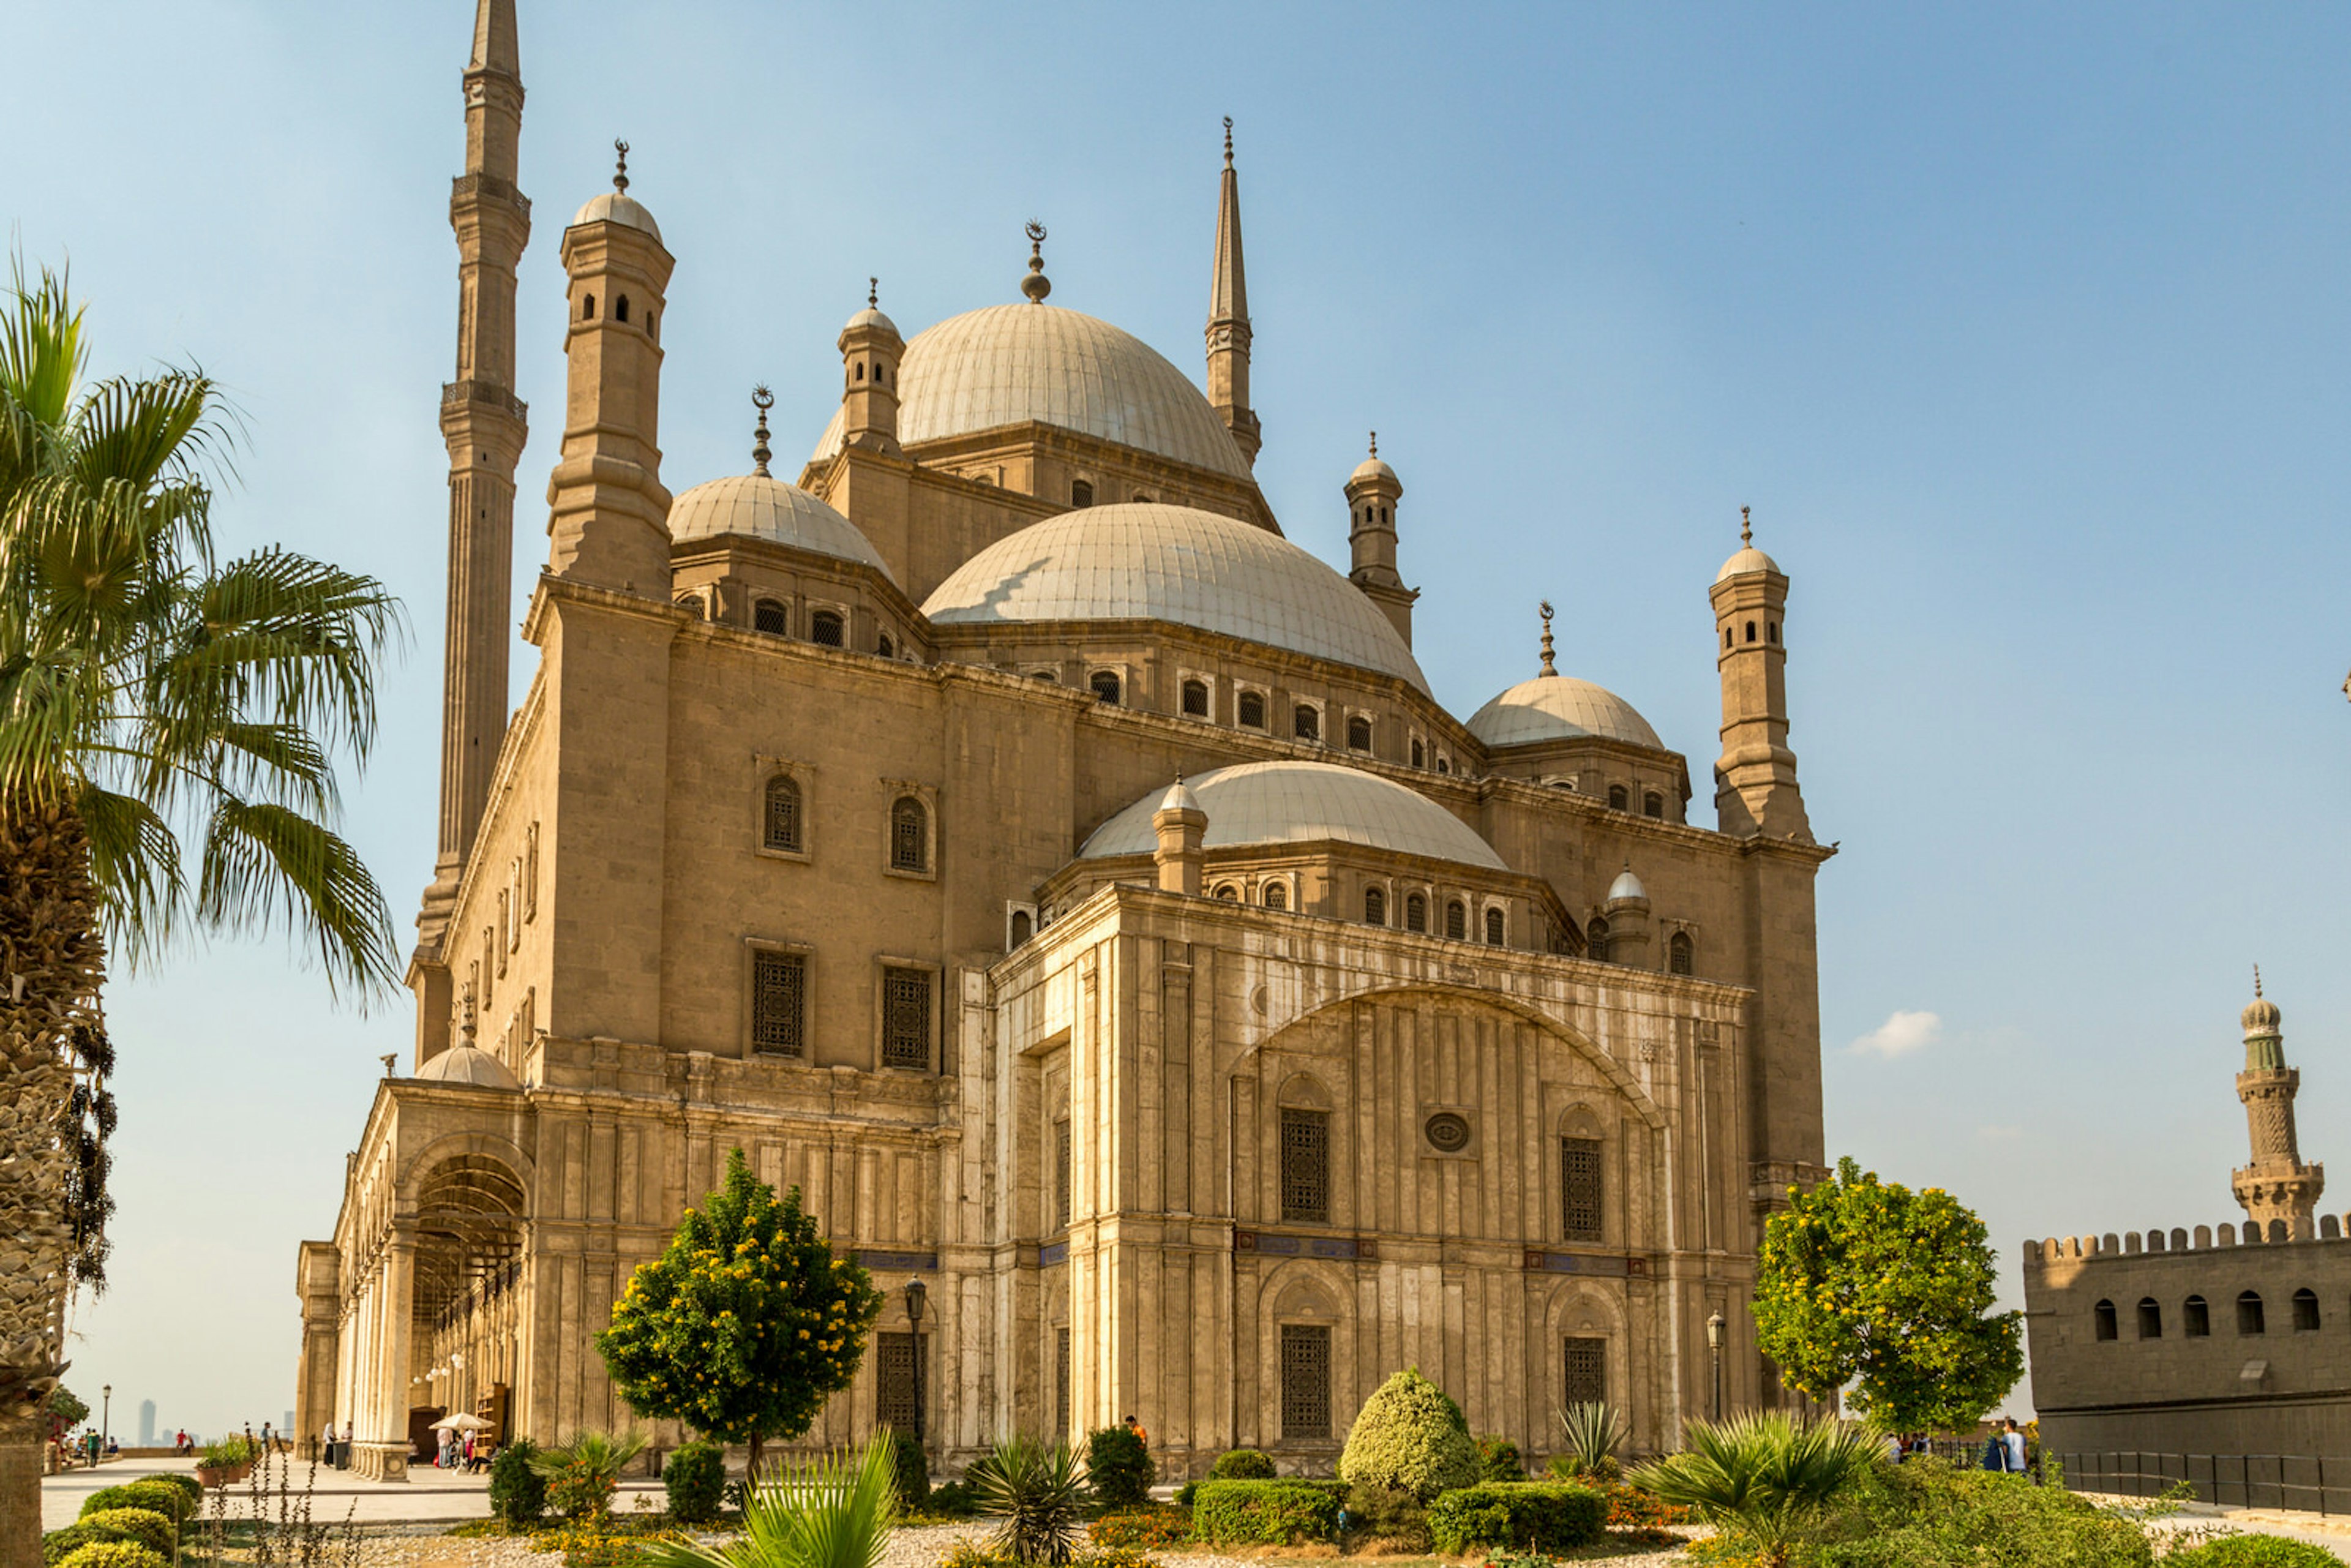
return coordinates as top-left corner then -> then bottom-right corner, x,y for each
414,1043 -> 521,1090
1081,761 -> 1505,869
569,190 -> 661,241
921,503 -> 1430,692
1466,675 -> 1663,750
666,474 -> 894,582
811,304 -> 1252,479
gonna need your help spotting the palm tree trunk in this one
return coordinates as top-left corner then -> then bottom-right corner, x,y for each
0,796 -> 103,1566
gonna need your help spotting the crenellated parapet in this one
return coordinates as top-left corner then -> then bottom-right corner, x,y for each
2024,1212 -> 2351,1270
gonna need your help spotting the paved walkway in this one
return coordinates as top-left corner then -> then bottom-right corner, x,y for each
41,1451 -> 664,1533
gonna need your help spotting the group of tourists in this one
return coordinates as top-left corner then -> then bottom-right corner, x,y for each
321,1420 -> 354,1468
1885,1417 -> 2033,1478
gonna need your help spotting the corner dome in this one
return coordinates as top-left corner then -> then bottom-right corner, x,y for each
666,474 -> 894,582
921,503 -> 1430,693
1465,675 -> 1663,751
811,304 -> 1252,480
414,1043 -> 521,1090
1715,544 -> 1780,584
1351,454 -> 1398,486
1080,761 -> 1505,869
1606,865 -> 1648,904
569,190 -> 662,242
843,304 -> 900,338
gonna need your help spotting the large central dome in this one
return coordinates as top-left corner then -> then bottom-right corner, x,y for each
921,503 -> 1430,692
811,304 -> 1253,480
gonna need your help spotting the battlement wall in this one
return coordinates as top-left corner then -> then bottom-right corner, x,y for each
2023,1212 -> 2349,1271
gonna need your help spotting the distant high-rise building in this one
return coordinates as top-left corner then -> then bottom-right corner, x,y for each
138,1401 -> 156,1448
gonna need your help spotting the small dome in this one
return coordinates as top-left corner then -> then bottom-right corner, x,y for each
844,304 -> 901,339
569,190 -> 662,242
812,304 -> 1251,479
2243,995 -> 2283,1036
666,474 -> 895,581
923,503 -> 1429,692
1351,455 -> 1398,486
1157,778 -> 1202,816
1606,865 -> 1649,904
1465,675 -> 1664,751
1081,760 -> 1505,870
1714,544 -> 1781,584
414,1043 -> 521,1090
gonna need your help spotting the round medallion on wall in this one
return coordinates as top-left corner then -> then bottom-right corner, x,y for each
1424,1112 -> 1472,1153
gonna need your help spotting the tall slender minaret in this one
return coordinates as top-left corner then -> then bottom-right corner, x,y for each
2233,970 -> 2324,1238
1207,118 -> 1261,465
1346,432 -> 1416,645
422,0 -> 530,940
1712,507 -> 1811,840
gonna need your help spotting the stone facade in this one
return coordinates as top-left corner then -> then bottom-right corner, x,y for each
294,0 -> 1834,1480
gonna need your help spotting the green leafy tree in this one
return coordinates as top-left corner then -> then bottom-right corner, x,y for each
1752,1157 -> 2023,1433
47,1386 -> 88,1436
598,1149 -> 885,1472
0,263 -> 399,1568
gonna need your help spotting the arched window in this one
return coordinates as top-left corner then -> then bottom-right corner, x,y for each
2137,1298 -> 2162,1340
809,610 -> 845,647
616,295 -> 630,323
854,362 -> 864,381
1262,882 -> 1288,911
1608,784 -> 1628,811
674,593 -> 706,620
1071,479 -> 1094,508
1364,887 -> 1385,926
2093,1299 -> 2118,1341
1435,756 -> 1450,775
2295,1288 -> 2321,1331
1404,893 -> 1427,932
877,633 -> 894,659
1238,691 -> 1266,729
1411,738 -> 1425,768
763,775 -> 803,853
1182,680 -> 1209,718
1293,704 -> 1320,743
2238,1291 -> 2266,1335
1347,715 -> 1373,752
754,598 -> 787,635
2184,1295 -> 2210,1337
647,310 -> 656,341
1668,931 -> 1693,975
1768,621 -> 1779,644
1214,884 -> 1239,901
582,293 -> 596,320
1090,670 -> 1122,705
1484,907 -> 1504,945
1722,626 -> 1731,649
1444,900 -> 1467,940
890,797 -> 928,873
1745,620 -> 1757,643
1010,910 -> 1033,947
1643,792 -> 1663,819
1133,492 -> 1154,503
1587,916 -> 1611,963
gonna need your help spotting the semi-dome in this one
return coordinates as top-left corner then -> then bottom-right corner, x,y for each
666,473 -> 894,581
414,1043 -> 521,1090
569,190 -> 662,241
921,503 -> 1430,692
1466,675 -> 1664,751
811,304 -> 1252,479
1081,760 -> 1505,869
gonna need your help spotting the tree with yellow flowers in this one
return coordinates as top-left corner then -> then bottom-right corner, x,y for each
599,1149 -> 884,1471
1752,1157 -> 2022,1435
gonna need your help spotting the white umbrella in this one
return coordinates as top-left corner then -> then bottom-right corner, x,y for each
429,1412 -> 490,1432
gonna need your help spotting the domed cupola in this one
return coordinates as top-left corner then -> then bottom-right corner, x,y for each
667,390 -> 896,582
1080,761 -> 1504,868
2243,968 -> 2283,1038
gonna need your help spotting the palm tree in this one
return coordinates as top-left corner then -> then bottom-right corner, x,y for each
528,1428 -> 651,1521
1629,1410 -> 1884,1568
972,1435 -> 1090,1566
0,263 -> 400,1561
648,1435 -> 900,1568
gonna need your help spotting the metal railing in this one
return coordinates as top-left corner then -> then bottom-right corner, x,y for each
2050,1450 -> 2351,1518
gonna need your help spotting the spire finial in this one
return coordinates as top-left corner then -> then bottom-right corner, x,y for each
613,138 -> 630,193
1022,220 -> 1052,304
868,276 -> 879,309
1740,503 -> 1752,547
751,385 -> 774,477
2255,964 -> 2265,998
1368,430 -> 1378,459
1539,600 -> 1557,677
1223,116 -> 1234,168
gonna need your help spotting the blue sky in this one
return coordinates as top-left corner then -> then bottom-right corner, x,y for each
9,1 -> 2349,1436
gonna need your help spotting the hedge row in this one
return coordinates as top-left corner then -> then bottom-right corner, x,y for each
1425,1482 -> 1609,1553
1191,1480 -> 1343,1545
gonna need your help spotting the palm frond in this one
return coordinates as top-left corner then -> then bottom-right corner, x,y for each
70,370 -> 235,506
0,257 -> 86,428
0,647 -> 103,801
74,782 -> 184,966
170,548 -> 404,756
195,796 -> 399,1002
650,1436 -> 899,1568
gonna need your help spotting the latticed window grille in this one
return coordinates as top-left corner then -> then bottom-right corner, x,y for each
1347,715 -> 1373,751
1586,917 -> 1611,962
1055,1326 -> 1072,1435
1485,907 -> 1505,945
876,1332 -> 918,1430
1280,1109 -> 1330,1224
1563,1337 -> 1607,1407
1364,887 -> 1385,926
754,598 -> 787,634
1562,1136 -> 1603,1240
1182,680 -> 1210,717
752,951 -> 807,1057
764,775 -> 803,852
1280,1324 -> 1332,1439
1668,931 -> 1693,975
811,609 -> 845,647
882,969 -> 932,1070
891,797 -> 928,872
1238,690 -> 1266,729
1054,1119 -> 1072,1229
1406,893 -> 1427,933
1445,901 -> 1467,940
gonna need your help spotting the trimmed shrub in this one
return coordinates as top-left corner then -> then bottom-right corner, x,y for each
146,1471 -> 203,1510
79,1483 -> 190,1525
1427,1482 -> 1607,1554
887,1428 -> 931,1510
1337,1367 -> 1480,1502
662,1439 -> 727,1525
1475,1435 -> 1525,1481
1084,1427 -> 1155,1510
1089,1506 -> 1191,1549
43,1525 -> 105,1566
56,1544 -> 168,1568
1191,1479 -> 1343,1545
1348,1481 -> 1430,1550
489,1438 -> 549,1525
73,1510 -> 174,1560
2161,1540 -> 2346,1568
1209,1447 -> 1277,1480
926,1479 -> 980,1516
1171,1481 -> 1198,1509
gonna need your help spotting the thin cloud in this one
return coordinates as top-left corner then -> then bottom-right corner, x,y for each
1851,1010 -> 1943,1059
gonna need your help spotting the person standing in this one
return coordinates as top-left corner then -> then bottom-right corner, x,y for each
321,1421 -> 336,1466
2003,1419 -> 2027,1477
340,1421 -> 353,1469
1122,1413 -> 1149,1451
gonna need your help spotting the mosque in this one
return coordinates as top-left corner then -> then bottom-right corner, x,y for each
294,0 -> 1834,1479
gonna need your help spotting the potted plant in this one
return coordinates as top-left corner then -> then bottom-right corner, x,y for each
194,1434 -> 255,1487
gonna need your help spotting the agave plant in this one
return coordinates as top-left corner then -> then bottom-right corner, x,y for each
1629,1411 -> 1883,1568
1556,1400 -> 1625,1480
647,1435 -> 899,1568
972,1435 -> 1089,1566
528,1428 -> 649,1520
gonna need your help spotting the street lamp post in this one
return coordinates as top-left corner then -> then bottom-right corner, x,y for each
902,1279 -> 928,1445
1705,1313 -> 1725,1421
101,1384 -> 111,1457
